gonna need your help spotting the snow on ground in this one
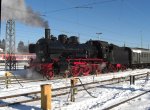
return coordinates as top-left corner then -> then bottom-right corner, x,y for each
0,68 -> 150,110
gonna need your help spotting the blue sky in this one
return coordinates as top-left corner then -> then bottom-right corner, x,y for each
1,0 -> 150,48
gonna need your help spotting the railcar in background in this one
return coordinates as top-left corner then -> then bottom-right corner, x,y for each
126,48 -> 150,68
0,53 -> 36,63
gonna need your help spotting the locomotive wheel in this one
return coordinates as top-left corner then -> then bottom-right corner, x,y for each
41,67 -> 54,80
108,64 -> 117,72
71,66 -> 81,77
48,69 -> 54,79
63,70 -> 71,78
121,65 -> 127,71
82,66 -> 91,76
44,70 -> 54,80
96,68 -> 101,75
95,65 -> 101,75
101,67 -> 108,73
91,64 -> 101,75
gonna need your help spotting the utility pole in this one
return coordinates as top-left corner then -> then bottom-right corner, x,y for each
140,31 -> 143,48
124,42 -> 126,47
96,32 -> 102,40
0,0 -> 2,37
5,19 -> 16,70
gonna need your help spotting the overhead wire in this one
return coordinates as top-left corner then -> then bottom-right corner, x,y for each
2,0 -> 119,14
43,0 -> 118,13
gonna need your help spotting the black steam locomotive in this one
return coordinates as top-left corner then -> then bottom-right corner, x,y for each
29,28 -> 150,79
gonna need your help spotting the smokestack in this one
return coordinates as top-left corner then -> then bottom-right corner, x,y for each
45,28 -> 51,39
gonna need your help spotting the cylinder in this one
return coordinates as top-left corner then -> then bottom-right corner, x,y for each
45,28 -> 51,39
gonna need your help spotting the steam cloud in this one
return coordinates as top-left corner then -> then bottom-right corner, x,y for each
1,0 -> 49,28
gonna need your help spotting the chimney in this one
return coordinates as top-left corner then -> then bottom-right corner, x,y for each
45,28 -> 51,39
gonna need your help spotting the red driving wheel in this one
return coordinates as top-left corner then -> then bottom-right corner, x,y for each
82,65 -> 91,76
71,66 -> 81,77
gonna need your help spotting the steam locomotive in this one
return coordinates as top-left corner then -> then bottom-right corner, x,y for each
29,28 -> 150,79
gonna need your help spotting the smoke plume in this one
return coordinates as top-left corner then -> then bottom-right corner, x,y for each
1,0 -> 49,28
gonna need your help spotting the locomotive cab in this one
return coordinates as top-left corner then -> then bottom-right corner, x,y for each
88,40 -> 109,60
108,44 -> 129,65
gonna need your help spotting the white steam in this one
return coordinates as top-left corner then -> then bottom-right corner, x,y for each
1,0 -> 49,28
99,62 -> 106,70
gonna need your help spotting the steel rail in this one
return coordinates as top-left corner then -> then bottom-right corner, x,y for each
104,90 -> 150,110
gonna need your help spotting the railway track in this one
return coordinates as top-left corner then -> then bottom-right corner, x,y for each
0,72 -> 149,107
0,78 -> 47,85
104,90 -> 150,110
0,70 -> 149,85
0,74 -> 66,85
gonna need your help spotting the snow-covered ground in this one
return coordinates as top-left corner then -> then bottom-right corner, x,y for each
0,68 -> 150,110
